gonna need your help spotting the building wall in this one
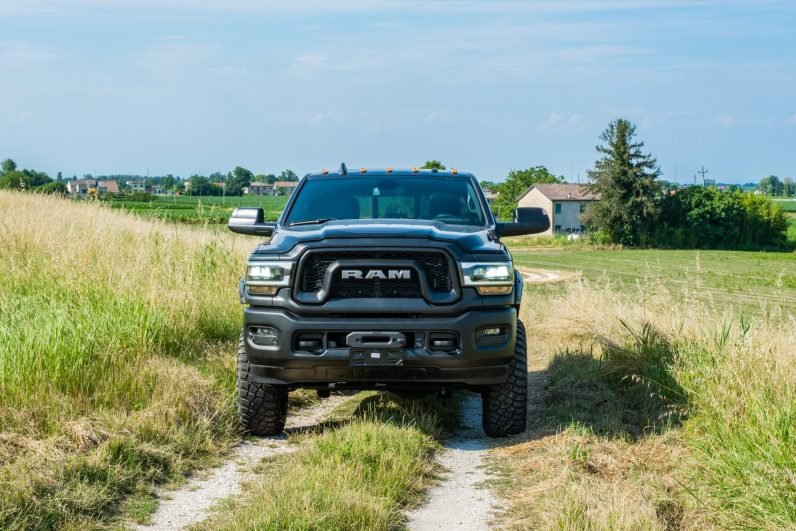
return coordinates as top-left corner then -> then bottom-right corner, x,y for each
517,188 -> 554,236
553,201 -> 587,233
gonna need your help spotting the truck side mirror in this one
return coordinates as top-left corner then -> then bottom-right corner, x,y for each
228,208 -> 276,237
495,207 -> 550,238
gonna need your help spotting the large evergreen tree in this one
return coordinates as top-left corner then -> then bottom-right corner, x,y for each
583,119 -> 660,245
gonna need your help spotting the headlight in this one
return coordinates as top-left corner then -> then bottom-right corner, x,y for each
461,262 -> 514,295
246,261 -> 293,296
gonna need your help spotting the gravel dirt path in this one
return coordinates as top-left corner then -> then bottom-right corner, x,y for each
517,267 -> 575,284
133,393 -> 349,531
405,394 -> 498,531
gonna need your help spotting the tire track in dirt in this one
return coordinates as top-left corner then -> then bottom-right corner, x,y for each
133,393 -> 350,531
406,394 -> 497,531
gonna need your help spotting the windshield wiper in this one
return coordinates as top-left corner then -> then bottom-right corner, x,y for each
289,218 -> 337,226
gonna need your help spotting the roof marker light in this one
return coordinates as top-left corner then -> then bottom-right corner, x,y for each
412,167 -> 419,173
386,166 -> 393,173
360,167 -> 367,173
321,168 -> 329,175
451,168 -> 458,175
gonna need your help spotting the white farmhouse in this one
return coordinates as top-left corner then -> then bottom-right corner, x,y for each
518,183 -> 599,236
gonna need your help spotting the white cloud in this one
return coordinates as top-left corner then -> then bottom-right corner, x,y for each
717,114 -> 740,127
308,113 -> 347,127
785,114 -> 796,126
0,40 -> 61,67
716,114 -> 767,128
542,112 -> 562,128
294,53 -> 328,69
541,112 -> 585,129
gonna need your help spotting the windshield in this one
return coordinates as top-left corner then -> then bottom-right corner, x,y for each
285,176 -> 487,226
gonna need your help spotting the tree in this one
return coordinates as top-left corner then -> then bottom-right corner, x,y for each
654,188 -> 787,249
583,119 -> 661,245
161,174 -> 176,191
35,181 -> 67,195
0,167 -> 51,190
57,171 -> 63,182
784,177 -> 795,197
279,169 -> 298,182
420,160 -> 446,170
188,175 -> 218,196
225,167 -> 253,196
492,166 -> 562,220
1,159 -> 17,174
758,175 -> 784,196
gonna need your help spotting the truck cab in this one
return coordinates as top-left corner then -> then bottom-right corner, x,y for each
229,165 -> 548,437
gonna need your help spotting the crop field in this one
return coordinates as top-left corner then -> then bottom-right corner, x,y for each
104,194 -> 289,223
513,248 -> 796,312
772,198 -> 796,211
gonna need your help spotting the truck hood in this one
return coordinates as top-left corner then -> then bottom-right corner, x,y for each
256,219 -> 505,254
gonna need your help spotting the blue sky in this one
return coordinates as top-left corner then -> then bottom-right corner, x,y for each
1,0 -> 794,184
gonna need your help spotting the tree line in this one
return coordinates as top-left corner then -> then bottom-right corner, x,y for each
0,160 -> 300,197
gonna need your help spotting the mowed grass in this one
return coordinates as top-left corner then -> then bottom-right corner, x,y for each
0,191 -> 254,529
513,248 -> 796,312
492,268 -> 795,529
105,194 -> 289,224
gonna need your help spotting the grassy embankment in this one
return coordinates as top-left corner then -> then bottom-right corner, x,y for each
0,191 -> 252,529
494,249 -> 795,529
0,192 -> 455,530
104,194 -> 289,224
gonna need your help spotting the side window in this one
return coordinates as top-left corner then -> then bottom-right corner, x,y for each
554,203 -> 562,214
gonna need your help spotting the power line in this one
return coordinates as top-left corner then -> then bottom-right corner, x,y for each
698,165 -> 709,186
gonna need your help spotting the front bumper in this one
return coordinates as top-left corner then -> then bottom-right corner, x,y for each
243,306 -> 517,388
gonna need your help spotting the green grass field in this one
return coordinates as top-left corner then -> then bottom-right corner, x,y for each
772,198 -> 796,211
105,194 -> 289,223
513,248 -> 796,311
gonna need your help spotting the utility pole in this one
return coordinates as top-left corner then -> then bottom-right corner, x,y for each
698,165 -> 709,186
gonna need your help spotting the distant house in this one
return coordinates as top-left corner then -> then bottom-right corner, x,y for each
126,180 -> 147,192
151,185 -> 171,196
483,189 -> 498,201
518,183 -> 600,236
244,182 -> 275,196
97,180 -> 120,195
274,181 -> 298,195
66,179 -> 119,197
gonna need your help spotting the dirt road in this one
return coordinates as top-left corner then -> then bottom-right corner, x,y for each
134,394 -> 349,531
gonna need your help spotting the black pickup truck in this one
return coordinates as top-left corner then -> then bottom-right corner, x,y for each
228,164 -> 549,437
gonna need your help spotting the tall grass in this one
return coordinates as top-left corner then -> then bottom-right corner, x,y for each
0,191 -> 250,529
497,276 -> 795,529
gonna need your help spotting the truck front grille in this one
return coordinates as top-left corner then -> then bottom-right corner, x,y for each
299,250 -> 452,299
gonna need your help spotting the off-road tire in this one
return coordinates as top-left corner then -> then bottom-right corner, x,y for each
237,331 -> 288,436
482,320 -> 528,438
